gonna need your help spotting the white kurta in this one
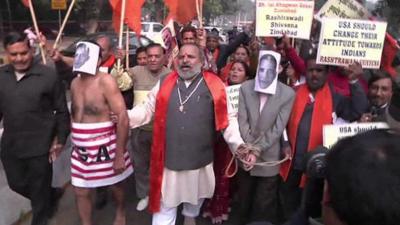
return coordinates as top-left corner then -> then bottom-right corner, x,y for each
161,163 -> 215,207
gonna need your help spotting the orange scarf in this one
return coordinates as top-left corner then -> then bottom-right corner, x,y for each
280,83 -> 333,187
219,62 -> 233,84
149,71 -> 228,212
100,54 -> 116,69
212,48 -> 220,62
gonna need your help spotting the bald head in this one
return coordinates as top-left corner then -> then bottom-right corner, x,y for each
95,35 -> 113,63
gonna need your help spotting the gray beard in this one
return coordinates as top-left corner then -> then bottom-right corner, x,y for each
177,64 -> 202,80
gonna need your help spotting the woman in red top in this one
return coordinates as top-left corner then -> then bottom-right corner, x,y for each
219,45 -> 251,84
203,61 -> 251,224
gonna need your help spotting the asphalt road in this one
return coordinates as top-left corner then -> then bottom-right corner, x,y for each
18,176 -> 244,225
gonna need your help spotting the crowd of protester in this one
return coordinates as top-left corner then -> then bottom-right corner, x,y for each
1,11 -> 400,225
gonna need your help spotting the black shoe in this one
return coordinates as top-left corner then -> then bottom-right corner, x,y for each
95,187 -> 108,210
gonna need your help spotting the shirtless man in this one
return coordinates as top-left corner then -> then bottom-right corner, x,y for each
69,41 -> 133,225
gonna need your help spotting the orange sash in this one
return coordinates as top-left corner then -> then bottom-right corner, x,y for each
100,54 -> 116,69
280,83 -> 333,187
212,48 -> 220,62
219,62 -> 233,84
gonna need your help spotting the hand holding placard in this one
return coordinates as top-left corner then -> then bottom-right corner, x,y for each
344,62 -> 363,81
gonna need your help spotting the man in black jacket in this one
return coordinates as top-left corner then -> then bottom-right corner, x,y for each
0,32 -> 70,225
359,72 -> 394,122
205,29 -> 250,72
386,76 -> 400,128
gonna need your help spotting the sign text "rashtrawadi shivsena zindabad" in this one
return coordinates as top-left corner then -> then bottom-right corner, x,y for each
256,0 -> 314,39
317,18 -> 387,69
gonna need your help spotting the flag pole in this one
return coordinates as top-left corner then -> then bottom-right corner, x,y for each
53,0 -> 77,50
28,0 -> 47,64
196,0 -> 203,28
117,0 -> 127,71
200,0 -> 203,27
125,25 -> 129,70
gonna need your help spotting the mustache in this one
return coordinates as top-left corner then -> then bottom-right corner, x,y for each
179,64 -> 191,69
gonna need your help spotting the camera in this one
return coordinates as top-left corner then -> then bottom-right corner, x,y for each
301,146 -> 329,220
302,146 -> 329,179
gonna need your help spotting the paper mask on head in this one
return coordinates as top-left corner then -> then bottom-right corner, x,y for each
73,41 -> 100,76
255,50 -> 281,95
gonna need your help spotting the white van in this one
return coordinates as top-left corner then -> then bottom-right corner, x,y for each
141,22 -> 164,42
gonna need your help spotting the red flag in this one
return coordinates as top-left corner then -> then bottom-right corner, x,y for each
164,0 -> 199,25
21,0 -> 30,7
109,0 -> 145,35
381,33 -> 399,78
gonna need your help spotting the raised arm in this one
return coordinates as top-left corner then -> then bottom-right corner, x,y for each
335,63 -> 369,121
127,81 -> 159,129
223,88 -> 244,153
281,35 -> 306,77
217,32 -> 250,70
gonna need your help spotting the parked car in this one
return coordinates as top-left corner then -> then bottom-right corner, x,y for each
61,31 -> 153,67
141,22 -> 164,42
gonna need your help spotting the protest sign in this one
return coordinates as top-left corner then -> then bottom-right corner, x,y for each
52,0 -> 67,10
225,85 -> 241,114
255,0 -> 314,39
323,122 -> 389,148
255,50 -> 280,95
161,20 -> 179,68
315,0 -> 370,21
316,18 -> 387,69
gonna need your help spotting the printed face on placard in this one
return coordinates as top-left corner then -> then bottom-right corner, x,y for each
73,41 -> 100,76
74,43 -> 90,68
258,56 -> 277,88
162,28 -> 173,50
254,51 -> 280,95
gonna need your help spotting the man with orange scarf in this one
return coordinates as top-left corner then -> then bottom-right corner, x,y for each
127,44 -> 248,225
279,57 -> 369,221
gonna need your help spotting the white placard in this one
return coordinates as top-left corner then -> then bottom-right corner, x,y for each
323,122 -> 389,148
254,50 -> 281,95
226,84 -> 241,114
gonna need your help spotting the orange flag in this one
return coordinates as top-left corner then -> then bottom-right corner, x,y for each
109,0 -> 145,35
164,0 -> 200,25
21,0 -> 30,7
